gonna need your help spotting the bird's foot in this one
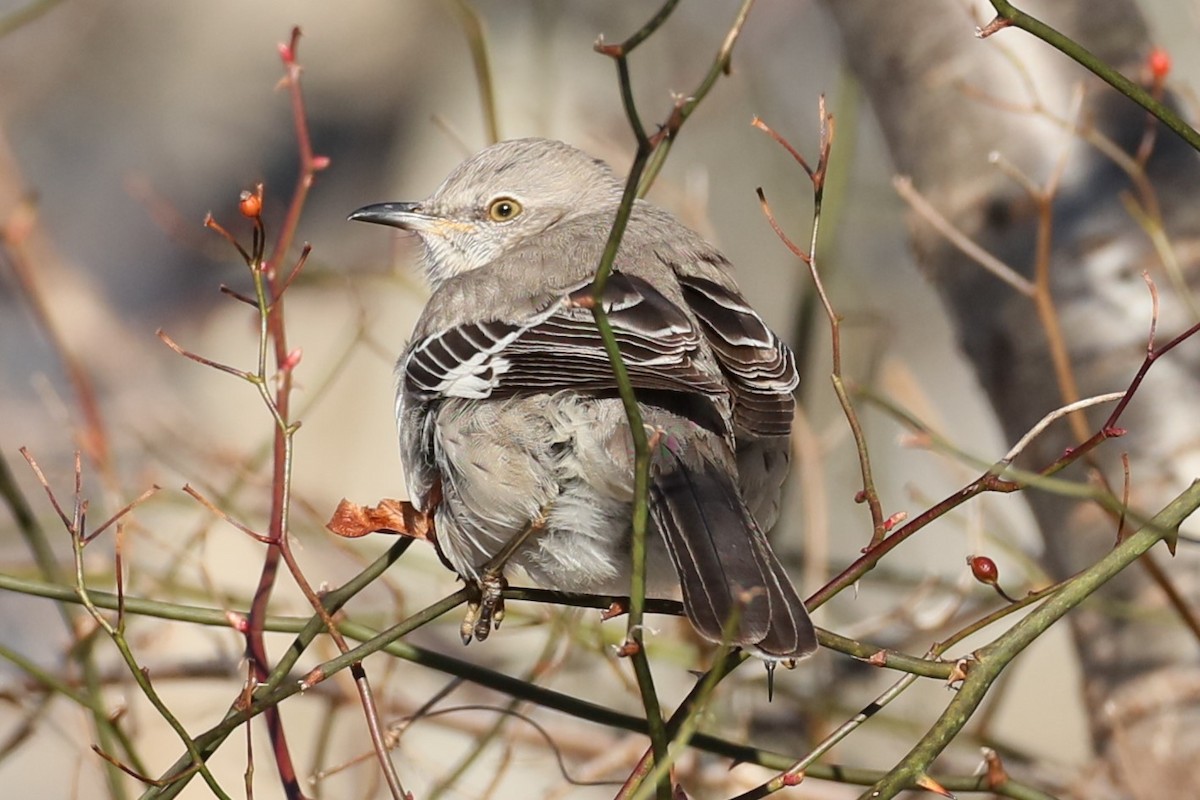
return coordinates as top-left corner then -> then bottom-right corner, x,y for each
460,573 -> 508,644
460,511 -> 548,645
475,572 -> 507,641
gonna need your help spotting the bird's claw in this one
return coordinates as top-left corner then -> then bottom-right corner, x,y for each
461,573 -> 507,644
460,600 -> 480,645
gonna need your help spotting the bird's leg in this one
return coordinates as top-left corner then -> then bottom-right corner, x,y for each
472,575 -> 506,643
463,507 -> 551,643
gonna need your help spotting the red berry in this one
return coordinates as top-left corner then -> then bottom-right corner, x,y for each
239,190 -> 262,219
968,555 -> 999,585
1149,47 -> 1171,80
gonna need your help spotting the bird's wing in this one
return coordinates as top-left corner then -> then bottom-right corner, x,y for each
400,273 -> 728,404
678,275 -> 797,438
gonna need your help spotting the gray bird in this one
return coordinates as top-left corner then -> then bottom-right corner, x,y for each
350,138 -> 816,661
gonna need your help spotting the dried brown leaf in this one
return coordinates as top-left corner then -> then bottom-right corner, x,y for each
326,498 -> 433,540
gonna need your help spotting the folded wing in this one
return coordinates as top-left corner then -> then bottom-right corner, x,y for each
402,273 -> 728,404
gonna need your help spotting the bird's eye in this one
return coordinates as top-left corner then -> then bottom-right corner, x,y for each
487,197 -> 523,222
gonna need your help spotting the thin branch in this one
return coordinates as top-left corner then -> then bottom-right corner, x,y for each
734,671 -> 920,798
982,1 -> 1200,154
755,109 -> 889,543
1023,161 -> 1090,445
636,0 -> 758,195
7,450 -> 140,796
142,539 -> 420,800
18,447 -> 73,530
182,484 -> 273,544
415,705 -> 622,791
625,643 -> 740,800
863,482 -> 1200,799
0,566 -> 1055,798
446,0 -> 500,144
84,485 -> 161,545
157,330 -> 252,381
808,306 -> 1199,610
427,620 -> 573,799
34,457 -> 235,799
892,175 -> 1035,296
157,30 -> 400,800
1000,392 -> 1125,463
590,5 -> 689,793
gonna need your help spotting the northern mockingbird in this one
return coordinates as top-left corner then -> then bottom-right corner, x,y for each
350,138 -> 816,661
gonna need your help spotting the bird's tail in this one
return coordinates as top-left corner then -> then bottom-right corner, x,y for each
649,452 -> 817,660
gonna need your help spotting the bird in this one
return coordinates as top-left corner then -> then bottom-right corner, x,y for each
350,137 -> 816,662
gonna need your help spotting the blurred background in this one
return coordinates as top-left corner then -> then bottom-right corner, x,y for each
2,1 -> 1197,798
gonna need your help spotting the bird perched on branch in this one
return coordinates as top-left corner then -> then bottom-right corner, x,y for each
350,137 -> 816,662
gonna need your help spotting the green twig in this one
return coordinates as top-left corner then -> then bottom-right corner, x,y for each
49,470 -> 233,799
592,4 -> 765,793
507,587 -> 956,678
0,569 -> 1057,798
637,0 -> 758,196
152,538 -> 415,800
263,537 -> 413,689
862,480 -> 1200,800
446,0 -> 500,144
985,1 -> 1200,154
627,645 -> 742,800
6,448 -> 144,799
591,5 -> 682,795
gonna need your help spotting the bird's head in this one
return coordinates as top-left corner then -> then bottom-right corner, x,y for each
350,138 -> 624,286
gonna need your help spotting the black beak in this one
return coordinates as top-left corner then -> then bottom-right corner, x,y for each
347,202 -> 426,229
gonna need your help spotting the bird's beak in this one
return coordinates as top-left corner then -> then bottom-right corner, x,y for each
348,202 -> 432,231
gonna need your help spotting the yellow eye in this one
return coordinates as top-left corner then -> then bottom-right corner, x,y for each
487,197 -> 522,222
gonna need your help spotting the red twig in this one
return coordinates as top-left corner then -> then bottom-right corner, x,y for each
241,28 -> 319,800
93,745 -> 200,787
84,485 -> 160,545
182,484 -> 273,545
19,446 -> 72,531
157,330 -> 251,380
239,30 -> 401,800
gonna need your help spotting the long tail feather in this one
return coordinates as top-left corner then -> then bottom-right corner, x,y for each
649,454 -> 817,660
